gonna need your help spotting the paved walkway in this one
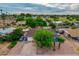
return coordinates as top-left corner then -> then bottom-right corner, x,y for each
8,40 -> 77,56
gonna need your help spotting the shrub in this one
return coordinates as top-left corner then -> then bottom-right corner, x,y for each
0,37 -> 4,43
0,27 -> 23,42
71,26 -> 77,29
58,36 -> 65,49
46,19 -> 51,23
33,29 -> 54,48
51,24 -> 56,29
58,36 -> 64,43
10,28 -> 23,41
64,21 -> 72,26
8,41 -> 17,49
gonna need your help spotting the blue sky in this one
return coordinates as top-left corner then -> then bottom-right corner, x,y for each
0,3 -> 79,15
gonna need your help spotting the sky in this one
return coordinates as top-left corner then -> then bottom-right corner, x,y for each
0,3 -> 79,15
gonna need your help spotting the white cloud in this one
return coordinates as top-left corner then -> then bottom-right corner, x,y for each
0,3 -> 79,14
69,4 -> 79,10
37,3 -> 69,9
40,3 -> 79,10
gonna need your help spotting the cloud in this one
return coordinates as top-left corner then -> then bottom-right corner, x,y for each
0,3 -> 79,14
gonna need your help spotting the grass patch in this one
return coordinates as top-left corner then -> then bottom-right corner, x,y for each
8,41 -> 17,49
0,41 -> 4,44
71,26 -> 77,29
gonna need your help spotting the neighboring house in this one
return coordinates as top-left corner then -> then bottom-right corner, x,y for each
43,15 -> 49,19
4,20 -> 16,24
0,27 -> 15,36
32,15 -> 37,18
50,21 -> 63,28
52,21 -> 63,24
72,22 -> 79,27
0,16 -> 16,27
16,21 -> 26,26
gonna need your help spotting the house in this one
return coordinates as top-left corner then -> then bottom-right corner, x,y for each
16,21 -> 26,26
72,22 -> 79,27
50,21 -> 63,28
0,27 -> 16,35
52,21 -> 63,24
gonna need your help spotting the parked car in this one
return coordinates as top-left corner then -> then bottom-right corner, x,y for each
20,36 -> 27,41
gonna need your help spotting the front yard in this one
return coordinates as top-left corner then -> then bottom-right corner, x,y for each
0,42 -> 10,55
0,27 -> 79,55
8,39 -> 77,56
7,28 -> 79,56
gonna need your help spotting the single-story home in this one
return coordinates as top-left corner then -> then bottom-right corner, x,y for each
16,21 -> 26,26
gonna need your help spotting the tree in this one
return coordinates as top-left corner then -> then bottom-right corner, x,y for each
0,9 -> 6,20
35,17 -> 47,27
10,28 -> 23,41
33,29 -> 54,48
25,17 -> 36,28
16,15 -> 24,21
0,9 -> 2,15
1,28 -> 23,42
50,23 -> 56,51
26,13 -> 32,17
51,24 -> 56,29
20,13 -> 25,16
58,36 -> 64,49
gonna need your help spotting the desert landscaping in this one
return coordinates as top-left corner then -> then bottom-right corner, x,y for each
0,6 -> 79,56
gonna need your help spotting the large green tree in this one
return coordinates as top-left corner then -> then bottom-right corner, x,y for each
33,29 -> 54,48
35,18 -> 47,26
25,17 -> 36,28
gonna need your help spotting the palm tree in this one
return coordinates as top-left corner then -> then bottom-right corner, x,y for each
6,12 -> 8,16
0,9 -> 2,15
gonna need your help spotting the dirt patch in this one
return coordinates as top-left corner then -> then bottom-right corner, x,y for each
20,40 -> 77,56
0,42 -> 11,55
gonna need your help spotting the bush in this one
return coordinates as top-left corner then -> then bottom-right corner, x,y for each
71,26 -> 77,29
58,36 -> 64,43
64,21 -> 72,26
51,24 -> 56,29
0,37 -> 4,43
10,28 -> 23,41
46,19 -> 51,23
33,29 -> 54,48
0,28 -> 23,42
8,41 -> 17,49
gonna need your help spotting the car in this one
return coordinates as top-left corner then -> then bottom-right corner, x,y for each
19,36 -> 27,41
